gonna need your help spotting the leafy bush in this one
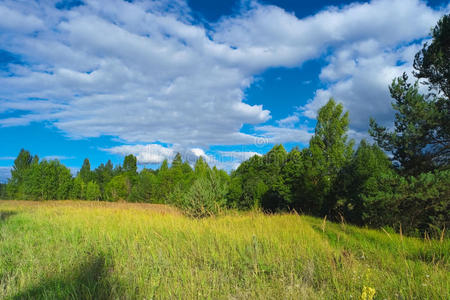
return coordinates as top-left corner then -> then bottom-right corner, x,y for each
86,181 -> 101,201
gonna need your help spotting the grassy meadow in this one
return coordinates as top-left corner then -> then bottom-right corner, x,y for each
0,200 -> 448,299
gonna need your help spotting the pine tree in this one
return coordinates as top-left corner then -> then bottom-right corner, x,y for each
370,14 -> 449,174
79,158 -> 92,183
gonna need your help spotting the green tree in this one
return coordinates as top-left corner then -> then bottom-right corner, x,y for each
123,155 -> 137,175
194,157 -> 210,178
300,99 -> 354,215
79,158 -> 92,183
85,181 -> 101,201
71,176 -> 86,199
93,160 -> 114,200
362,170 -> 450,235
228,155 -> 267,209
335,140 -> 393,225
181,169 -> 228,217
156,159 -> 172,203
56,163 -> 73,200
413,14 -> 450,98
129,169 -> 159,203
0,183 -> 6,199
279,147 -> 304,210
260,145 -> 288,211
370,74 -> 447,175
171,153 -> 183,169
370,15 -> 449,175
105,175 -> 130,201
40,160 -> 64,200
7,149 -> 34,199
22,158 -> 42,200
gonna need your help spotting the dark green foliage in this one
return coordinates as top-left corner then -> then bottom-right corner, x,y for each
123,155 -> 137,174
180,168 -> 228,217
298,99 -> 354,215
129,169 -> 158,203
0,183 -> 8,199
71,176 -> 85,200
334,140 -> 394,225
7,149 -> 33,198
371,14 -> 449,175
369,74 -> 447,175
85,181 -> 101,201
92,160 -> 114,199
277,148 -> 304,210
362,170 -> 449,236
79,158 -> 92,183
229,101 -> 354,214
105,174 -> 130,201
413,14 -> 450,98
19,159 -> 73,200
228,155 -> 267,209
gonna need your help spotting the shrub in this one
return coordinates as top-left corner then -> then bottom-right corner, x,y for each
180,170 -> 228,218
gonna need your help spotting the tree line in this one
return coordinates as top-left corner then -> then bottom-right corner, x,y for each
1,15 -> 448,235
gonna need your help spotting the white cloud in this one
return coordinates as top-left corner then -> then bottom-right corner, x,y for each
103,144 -> 264,171
0,4 -> 44,33
255,125 -> 313,144
0,0 -> 446,153
0,167 -> 11,183
219,151 -> 262,160
103,144 -> 175,165
301,41 -> 424,133
276,114 -> 300,128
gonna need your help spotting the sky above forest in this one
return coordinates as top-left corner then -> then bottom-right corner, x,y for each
0,0 -> 449,180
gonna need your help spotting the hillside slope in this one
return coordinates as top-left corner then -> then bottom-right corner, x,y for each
0,201 -> 448,299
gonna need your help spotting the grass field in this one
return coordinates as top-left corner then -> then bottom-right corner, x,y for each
0,200 -> 448,299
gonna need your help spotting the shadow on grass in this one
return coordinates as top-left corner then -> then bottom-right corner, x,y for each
12,252 -> 124,300
0,211 -> 17,222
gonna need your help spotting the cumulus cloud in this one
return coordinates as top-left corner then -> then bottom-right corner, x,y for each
103,144 -> 176,165
103,143 -> 263,170
301,39 -> 424,133
0,0 -> 446,155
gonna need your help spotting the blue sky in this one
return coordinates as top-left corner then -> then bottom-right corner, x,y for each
0,0 -> 449,181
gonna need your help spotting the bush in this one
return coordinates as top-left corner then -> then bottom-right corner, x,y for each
180,171 -> 228,218
86,181 -> 101,201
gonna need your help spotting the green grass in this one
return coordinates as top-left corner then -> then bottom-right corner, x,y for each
0,201 -> 448,299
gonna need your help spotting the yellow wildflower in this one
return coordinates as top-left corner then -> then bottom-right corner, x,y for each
360,286 -> 376,300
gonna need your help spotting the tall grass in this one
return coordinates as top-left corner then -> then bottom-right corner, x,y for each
0,200 -> 448,299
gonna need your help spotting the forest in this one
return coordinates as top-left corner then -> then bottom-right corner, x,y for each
1,14 -> 449,237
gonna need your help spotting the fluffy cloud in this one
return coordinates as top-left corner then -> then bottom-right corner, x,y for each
0,0 -> 446,155
103,144 -> 176,164
301,39 -> 424,134
255,125 -> 312,144
103,143 -> 256,170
